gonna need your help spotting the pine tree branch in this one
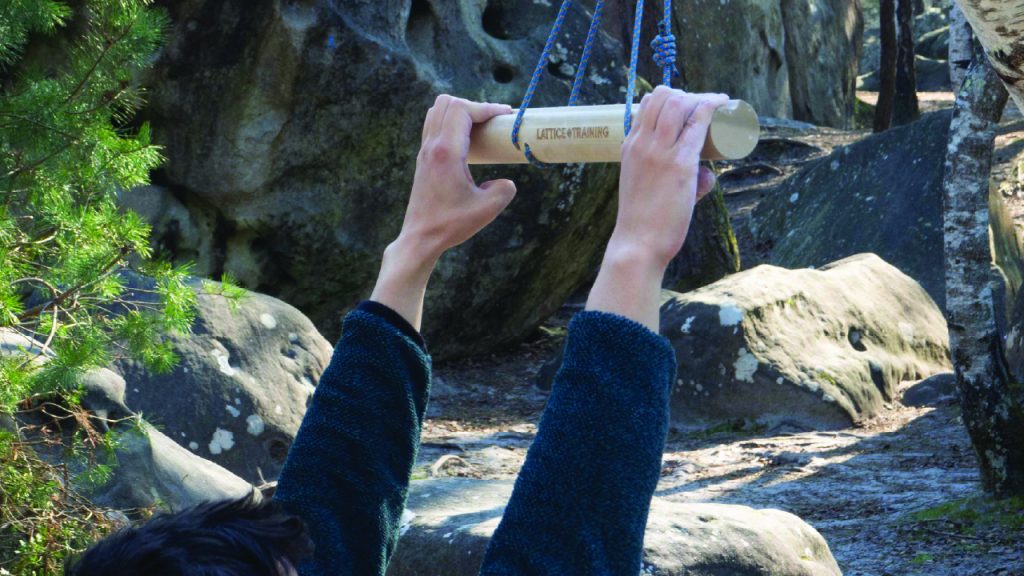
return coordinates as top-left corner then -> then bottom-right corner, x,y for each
62,18 -> 137,107
0,113 -> 79,141
16,251 -> 127,322
1,144 -> 71,181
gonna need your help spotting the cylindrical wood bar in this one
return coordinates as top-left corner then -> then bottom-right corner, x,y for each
467,100 -> 760,165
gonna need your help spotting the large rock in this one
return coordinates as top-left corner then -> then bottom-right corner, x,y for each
141,0 -> 628,358
387,478 -> 841,576
88,421 -> 255,512
675,0 -> 792,119
750,111 -> 1021,311
2,333 -> 253,512
857,54 -> 950,91
614,0 -> 862,127
113,275 -> 333,484
661,254 -> 951,429
781,0 -> 863,128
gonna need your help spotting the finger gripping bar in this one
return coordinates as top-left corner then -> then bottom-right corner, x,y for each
468,100 -> 760,165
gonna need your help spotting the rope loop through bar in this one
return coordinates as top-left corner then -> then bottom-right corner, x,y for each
511,0 -> 678,167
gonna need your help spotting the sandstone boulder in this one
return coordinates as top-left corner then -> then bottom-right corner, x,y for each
141,0 -> 628,358
387,478 -> 841,576
2,333 -> 253,513
749,110 -> 1022,311
616,0 -> 862,128
113,275 -> 333,485
88,420 -> 255,512
781,0 -> 863,128
661,254 -> 950,429
902,372 -> 957,407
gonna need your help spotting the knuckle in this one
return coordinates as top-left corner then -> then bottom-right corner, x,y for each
426,140 -> 453,164
663,97 -> 686,114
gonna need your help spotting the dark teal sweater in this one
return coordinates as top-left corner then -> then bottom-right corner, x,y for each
274,302 -> 676,575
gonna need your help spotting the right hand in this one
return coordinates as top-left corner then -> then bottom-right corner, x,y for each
611,86 -> 729,268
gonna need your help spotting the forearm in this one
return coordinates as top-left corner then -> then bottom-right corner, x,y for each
273,308 -> 431,576
369,234 -> 441,331
585,236 -> 667,331
480,312 -> 675,574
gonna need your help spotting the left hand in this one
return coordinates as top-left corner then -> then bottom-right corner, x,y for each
398,94 -> 518,261
371,95 -> 516,331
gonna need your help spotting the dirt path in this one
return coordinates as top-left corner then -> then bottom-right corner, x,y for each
416,95 -> 1024,575
422,345 -> 1023,575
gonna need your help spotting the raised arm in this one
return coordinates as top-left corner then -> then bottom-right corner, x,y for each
273,95 -> 516,576
479,87 -> 728,575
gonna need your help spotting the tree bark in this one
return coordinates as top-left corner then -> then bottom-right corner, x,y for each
942,47 -> 1024,496
893,0 -> 920,125
955,0 -> 1024,112
874,0 -> 897,132
948,3 -> 973,90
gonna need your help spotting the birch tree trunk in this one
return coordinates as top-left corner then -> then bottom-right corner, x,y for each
943,47 -> 1024,496
954,0 -> 1024,112
948,3 -> 973,90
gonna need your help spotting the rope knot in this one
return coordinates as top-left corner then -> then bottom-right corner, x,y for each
650,23 -> 678,78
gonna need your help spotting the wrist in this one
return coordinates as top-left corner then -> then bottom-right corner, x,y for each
369,235 -> 440,331
603,234 -> 671,276
586,240 -> 666,331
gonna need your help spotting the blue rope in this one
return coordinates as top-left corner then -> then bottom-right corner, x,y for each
652,0 -> 678,86
512,0 -> 678,165
568,0 -> 606,106
510,0 -> 573,168
622,0 -> 646,136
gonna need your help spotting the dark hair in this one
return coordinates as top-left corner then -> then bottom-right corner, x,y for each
64,492 -> 313,576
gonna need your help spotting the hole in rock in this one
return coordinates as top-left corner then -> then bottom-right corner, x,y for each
268,438 -> 290,464
482,3 -> 511,39
547,60 -> 575,81
406,0 -> 435,49
481,0 -> 533,40
848,329 -> 867,352
493,64 -> 515,83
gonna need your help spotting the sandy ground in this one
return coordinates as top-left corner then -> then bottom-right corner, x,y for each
415,92 -> 1024,576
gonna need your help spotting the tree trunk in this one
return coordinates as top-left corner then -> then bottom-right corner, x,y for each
948,3 -> 973,90
955,0 -> 1024,112
874,0 -> 897,132
942,47 -> 1024,496
893,0 -> 920,125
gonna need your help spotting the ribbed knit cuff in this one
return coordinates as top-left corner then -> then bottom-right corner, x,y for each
356,300 -> 427,351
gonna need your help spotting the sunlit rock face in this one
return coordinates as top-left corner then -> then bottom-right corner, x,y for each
661,254 -> 951,429
138,0 -> 863,357
140,0 -> 625,358
605,0 -> 863,128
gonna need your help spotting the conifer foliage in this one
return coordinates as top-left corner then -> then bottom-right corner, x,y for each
0,1 -> 195,572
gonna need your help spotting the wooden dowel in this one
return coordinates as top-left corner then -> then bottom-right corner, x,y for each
468,100 -> 760,164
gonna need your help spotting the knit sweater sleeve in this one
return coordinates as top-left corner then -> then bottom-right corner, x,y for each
273,304 -> 431,576
479,310 -> 677,575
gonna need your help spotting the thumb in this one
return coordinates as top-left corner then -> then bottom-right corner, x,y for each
478,178 -> 517,212
695,166 -> 717,202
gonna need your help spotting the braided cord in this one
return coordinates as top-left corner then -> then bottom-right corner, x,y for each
568,0 -> 606,106
653,0 -> 677,86
622,0 -> 646,136
511,0 -> 574,168
513,0 -> 679,164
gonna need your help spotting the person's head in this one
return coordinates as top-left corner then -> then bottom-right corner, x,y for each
64,492 -> 313,576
